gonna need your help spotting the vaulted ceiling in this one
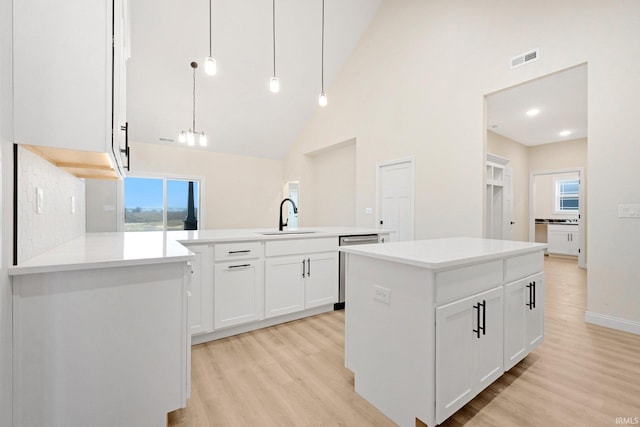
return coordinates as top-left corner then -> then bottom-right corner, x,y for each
127,0 -> 383,159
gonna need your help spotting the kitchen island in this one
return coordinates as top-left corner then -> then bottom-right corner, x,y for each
341,237 -> 547,427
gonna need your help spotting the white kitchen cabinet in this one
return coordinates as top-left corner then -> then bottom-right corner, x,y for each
214,260 -> 264,329
304,252 -> 339,308
13,0 -> 129,175
265,238 -> 338,319
265,256 -> 306,318
435,286 -> 504,423
547,224 -> 580,256
184,244 -> 214,335
504,273 -> 545,370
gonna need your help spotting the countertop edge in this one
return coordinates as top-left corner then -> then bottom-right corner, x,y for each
340,242 -> 548,270
9,254 -> 195,276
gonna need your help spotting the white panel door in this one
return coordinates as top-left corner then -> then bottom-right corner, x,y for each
502,167 -> 513,240
214,260 -> 264,329
265,256 -> 305,318
377,159 -> 414,241
304,252 -> 338,308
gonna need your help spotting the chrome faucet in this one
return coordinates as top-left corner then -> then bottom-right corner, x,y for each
279,198 -> 298,231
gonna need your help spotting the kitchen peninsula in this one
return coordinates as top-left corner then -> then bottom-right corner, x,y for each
9,227 -> 388,426
341,237 -> 547,427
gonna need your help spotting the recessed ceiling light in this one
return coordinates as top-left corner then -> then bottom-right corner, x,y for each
526,108 -> 540,117
559,130 -> 572,137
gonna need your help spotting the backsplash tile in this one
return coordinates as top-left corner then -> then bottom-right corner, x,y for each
17,146 -> 86,263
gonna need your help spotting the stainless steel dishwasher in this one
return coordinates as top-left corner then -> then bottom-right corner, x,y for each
336,234 -> 380,310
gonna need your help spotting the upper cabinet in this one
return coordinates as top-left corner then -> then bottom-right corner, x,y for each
13,0 -> 130,179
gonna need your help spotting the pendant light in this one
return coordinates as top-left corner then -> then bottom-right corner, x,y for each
269,0 -> 280,93
318,0 -> 327,107
204,0 -> 217,75
179,62 -> 207,147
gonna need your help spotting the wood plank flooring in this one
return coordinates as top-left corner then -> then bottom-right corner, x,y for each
169,257 -> 640,426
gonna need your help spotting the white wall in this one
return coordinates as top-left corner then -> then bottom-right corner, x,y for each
86,179 -> 120,232
0,0 -> 12,420
308,141 -> 357,226
129,141 -> 284,229
284,0 -> 640,329
17,147 -> 86,263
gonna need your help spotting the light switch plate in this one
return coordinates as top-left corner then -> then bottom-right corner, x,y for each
71,196 -> 76,214
365,207 -> 373,215
618,204 -> 640,218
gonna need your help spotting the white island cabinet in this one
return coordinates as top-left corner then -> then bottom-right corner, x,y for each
9,233 -> 193,427
342,237 -> 546,427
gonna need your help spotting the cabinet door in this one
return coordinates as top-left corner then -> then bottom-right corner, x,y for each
13,0 -> 111,153
435,294 -> 475,423
525,273 -> 545,350
472,287 -> 503,392
304,252 -> 338,309
504,279 -> 527,370
265,256 -> 305,318
214,261 -> 264,329
186,245 -> 214,335
436,286 -> 503,424
113,0 -> 129,167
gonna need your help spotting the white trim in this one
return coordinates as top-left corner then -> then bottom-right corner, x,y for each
191,305 -> 334,345
375,156 -> 415,240
585,311 -> 640,335
529,167 -> 585,268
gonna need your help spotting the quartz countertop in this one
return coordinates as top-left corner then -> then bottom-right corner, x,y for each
340,237 -> 547,270
9,227 -> 392,276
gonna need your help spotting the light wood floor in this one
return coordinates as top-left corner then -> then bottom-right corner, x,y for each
169,257 -> 640,426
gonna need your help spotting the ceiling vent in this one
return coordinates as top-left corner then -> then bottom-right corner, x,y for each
510,48 -> 539,69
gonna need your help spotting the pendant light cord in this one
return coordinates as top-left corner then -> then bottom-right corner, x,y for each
272,0 -> 276,76
209,0 -> 212,57
321,0 -> 324,92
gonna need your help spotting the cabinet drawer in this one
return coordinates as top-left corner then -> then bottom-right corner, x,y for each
547,224 -> 578,232
265,237 -> 337,257
214,242 -> 263,261
435,260 -> 503,305
505,252 -> 543,283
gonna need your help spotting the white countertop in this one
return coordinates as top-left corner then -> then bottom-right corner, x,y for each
9,227 -> 391,276
340,237 -> 547,270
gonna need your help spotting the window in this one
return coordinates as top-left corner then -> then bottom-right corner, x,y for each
124,177 -> 201,231
555,178 -> 579,213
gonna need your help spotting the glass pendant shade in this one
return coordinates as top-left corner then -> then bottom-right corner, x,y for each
270,76 -> 280,93
318,92 -> 327,107
187,130 -> 195,146
199,131 -> 207,146
178,131 -> 187,143
204,56 -> 217,75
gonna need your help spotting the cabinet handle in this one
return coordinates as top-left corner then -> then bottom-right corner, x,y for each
307,258 -> 311,277
302,259 -> 306,278
527,282 -> 536,309
228,264 -> 250,269
119,122 -> 130,171
228,250 -> 251,254
473,300 -> 485,338
532,281 -> 536,308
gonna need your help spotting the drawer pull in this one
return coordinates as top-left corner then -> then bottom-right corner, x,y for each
228,264 -> 251,269
228,250 -> 251,254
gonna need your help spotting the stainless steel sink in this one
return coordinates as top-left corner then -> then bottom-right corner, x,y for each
258,230 -> 318,235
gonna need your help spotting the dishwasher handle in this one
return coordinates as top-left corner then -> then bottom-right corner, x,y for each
340,235 -> 379,244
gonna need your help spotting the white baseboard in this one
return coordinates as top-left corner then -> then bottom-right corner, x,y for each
584,311 -> 640,335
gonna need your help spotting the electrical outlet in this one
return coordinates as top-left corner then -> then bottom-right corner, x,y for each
365,207 -> 373,215
71,196 -> 76,214
36,187 -> 43,214
373,285 -> 391,304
